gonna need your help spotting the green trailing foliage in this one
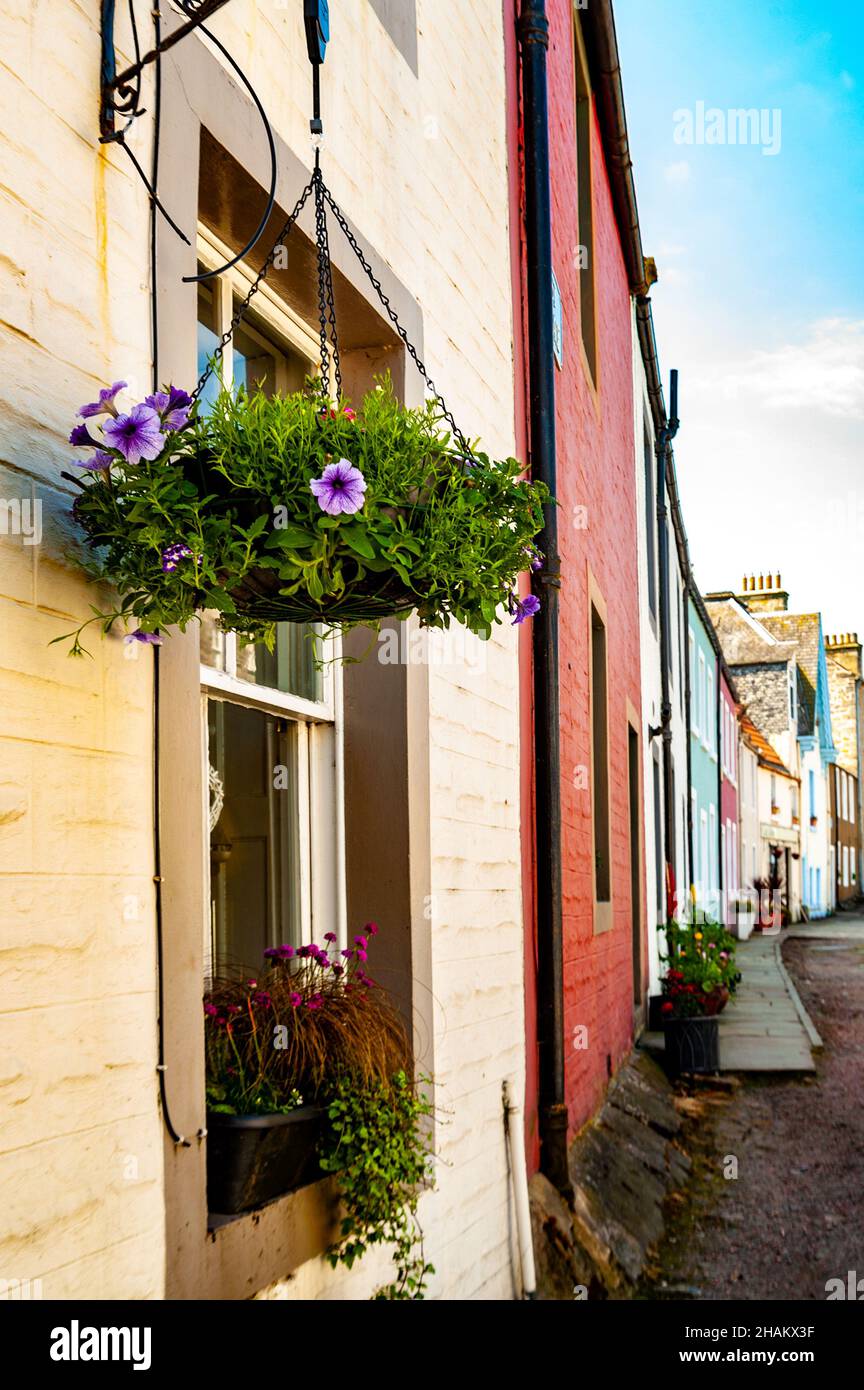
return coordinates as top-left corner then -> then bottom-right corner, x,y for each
318,1070 -> 436,1301
61,376 -> 548,654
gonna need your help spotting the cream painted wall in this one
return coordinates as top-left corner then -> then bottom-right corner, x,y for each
1,0 -> 523,1300
0,1 -> 165,1299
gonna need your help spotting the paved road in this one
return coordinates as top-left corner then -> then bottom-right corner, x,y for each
641,917 -> 864,1301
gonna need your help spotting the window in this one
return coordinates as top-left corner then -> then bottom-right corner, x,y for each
709,804 -> 717,893
679,591 -> 685,712
689,631 -> 697,735
809,768 -> 816,820
591,604 -> 611,911
704,663 -> 713,752
698,649 -> 706,743
197,232 -> 344,975
643,427 -> 656,622
770,774 -> 777,811
653,754 -> 663,926
574,21 -> 597,383
788,664 -> 797,722
731,821 -> 739,894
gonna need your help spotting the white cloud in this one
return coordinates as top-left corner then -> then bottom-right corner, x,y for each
715,318 -> 864,419
664,160 -> 691,185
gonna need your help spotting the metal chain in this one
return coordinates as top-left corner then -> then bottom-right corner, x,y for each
192,162 -> 471,458
322,183 -> 471,455
316,177 -> 343,401
192,176 -> 315,401
313,169 -> 333,398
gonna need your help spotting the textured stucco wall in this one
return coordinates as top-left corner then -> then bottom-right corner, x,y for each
0,0 -> 164,1298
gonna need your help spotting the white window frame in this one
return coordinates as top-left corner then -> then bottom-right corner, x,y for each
197,228 -> 347,965
705,665 -> 714,755
689,630 -> 698,736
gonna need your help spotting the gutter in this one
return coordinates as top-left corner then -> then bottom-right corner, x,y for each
517,0 -> 568,1195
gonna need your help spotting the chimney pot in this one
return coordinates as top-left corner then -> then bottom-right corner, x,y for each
766,574 -> 773,589
776,573 -> 781,588
758,573 -> 764,589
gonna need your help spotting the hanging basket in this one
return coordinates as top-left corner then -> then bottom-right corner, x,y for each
58,163 -> 550,656
61,377 -> 548,653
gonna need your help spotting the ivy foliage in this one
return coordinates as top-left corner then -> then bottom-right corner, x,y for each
63,377 -> 548,652
318,1070 -> 436,1300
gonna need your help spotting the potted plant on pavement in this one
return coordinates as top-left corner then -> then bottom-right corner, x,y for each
204,924 -> 435,1299
659,919 -> 740,1076
58,377 -> 548,655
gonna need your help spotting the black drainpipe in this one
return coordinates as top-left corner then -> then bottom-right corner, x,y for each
518,0 -> 568,1194
655,370 -> 679,918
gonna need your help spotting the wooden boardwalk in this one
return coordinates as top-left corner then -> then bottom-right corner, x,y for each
716,932 -> 818,1073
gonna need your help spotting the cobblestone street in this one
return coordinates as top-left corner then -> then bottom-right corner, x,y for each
642,918 -> 864,1301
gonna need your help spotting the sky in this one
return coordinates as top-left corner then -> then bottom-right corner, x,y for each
615,0 -> 864,640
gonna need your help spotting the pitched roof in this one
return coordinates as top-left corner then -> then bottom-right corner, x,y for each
759,613 -> 820,738
739,712 -> 795,780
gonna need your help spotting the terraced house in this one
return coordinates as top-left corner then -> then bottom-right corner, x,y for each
0,0 -> 533,1302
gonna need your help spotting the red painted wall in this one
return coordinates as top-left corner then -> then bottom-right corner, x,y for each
508,0 -> 644,1157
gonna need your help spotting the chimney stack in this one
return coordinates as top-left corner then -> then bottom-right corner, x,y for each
825,631 -> 862,679
737,569 -> 789,614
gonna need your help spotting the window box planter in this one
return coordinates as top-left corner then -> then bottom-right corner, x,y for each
733,903 -> 756,941
206,1104 -> 326,1216
791,815 -> 800,827
810,816 -> 819,828
663,1015 -> 720,1076
771,804 -> 781,816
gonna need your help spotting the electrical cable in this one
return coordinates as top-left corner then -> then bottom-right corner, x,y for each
150,4 -> 191,1149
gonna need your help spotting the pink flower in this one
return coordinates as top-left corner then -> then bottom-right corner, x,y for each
289,992 -> 302,1009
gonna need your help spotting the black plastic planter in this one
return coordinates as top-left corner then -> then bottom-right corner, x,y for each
663,1016 -> 720,1077
206,1105 -> 326,1215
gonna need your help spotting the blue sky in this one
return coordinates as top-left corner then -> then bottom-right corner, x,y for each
615,0 -> 864,638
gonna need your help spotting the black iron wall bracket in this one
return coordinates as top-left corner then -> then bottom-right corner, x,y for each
100,0 -> 234,142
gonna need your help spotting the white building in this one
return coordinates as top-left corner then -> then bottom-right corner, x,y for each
633,306 -> 690,997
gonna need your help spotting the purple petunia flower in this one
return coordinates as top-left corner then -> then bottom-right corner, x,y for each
511,594 -> 541,626
161,542 -> 192,574
145,386 -> 193,432
124,629 -> 163,646
76,451 -> 115,474
70,423 -> 101,449
102,404 -> 165,465
310,459 -> 367,516
77,381 -> 127,419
